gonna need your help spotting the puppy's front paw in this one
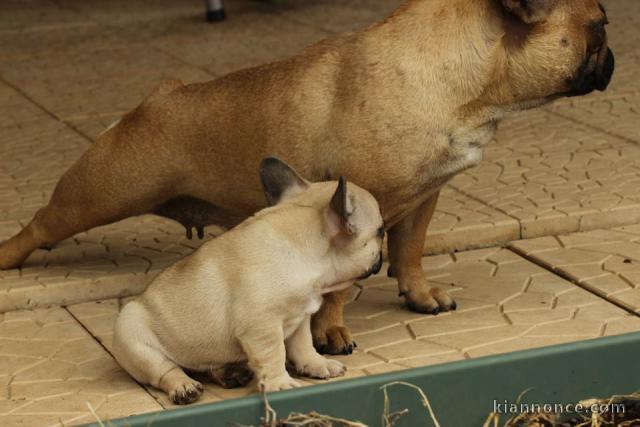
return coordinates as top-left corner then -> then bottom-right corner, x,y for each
169,380 -> 203,405
259,374 -> 300,392
313,325 -> 356,355
295,357 -> 345,379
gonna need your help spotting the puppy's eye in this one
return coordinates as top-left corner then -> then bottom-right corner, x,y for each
377,226 -> 385,239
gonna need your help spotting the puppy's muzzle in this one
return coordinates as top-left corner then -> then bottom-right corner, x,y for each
358,252 -> 383,280
567,47 -> 614,97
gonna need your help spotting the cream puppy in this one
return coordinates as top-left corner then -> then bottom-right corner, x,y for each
112,157 -> 385,404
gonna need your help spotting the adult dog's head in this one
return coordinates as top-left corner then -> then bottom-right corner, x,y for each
496,0 -> 614,104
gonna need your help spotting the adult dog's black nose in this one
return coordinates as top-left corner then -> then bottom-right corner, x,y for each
595,47 -> 614,91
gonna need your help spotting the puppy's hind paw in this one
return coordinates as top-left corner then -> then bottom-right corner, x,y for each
259,374 -> 300,392
210,362 -> 254,389
169,380 -> 203,405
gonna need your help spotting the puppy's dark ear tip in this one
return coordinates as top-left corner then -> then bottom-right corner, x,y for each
259,156 -> 282,172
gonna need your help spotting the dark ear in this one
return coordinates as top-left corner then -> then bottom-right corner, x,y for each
502,0 -> 555,23
260,157 -> 309,205
329,176 -> 355,235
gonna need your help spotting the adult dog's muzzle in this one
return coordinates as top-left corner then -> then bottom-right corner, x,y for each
567,47 -> 615,96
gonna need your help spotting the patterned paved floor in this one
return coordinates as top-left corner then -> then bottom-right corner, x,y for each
1,0 -> 640,426
3,242 -> 639,426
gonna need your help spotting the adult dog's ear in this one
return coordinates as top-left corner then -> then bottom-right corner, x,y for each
260,157 -> 309,205
502,0 -> 556,23
329,176 -> 356,236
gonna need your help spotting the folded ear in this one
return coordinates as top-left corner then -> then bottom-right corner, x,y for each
329,176 -> 356,236
260,157 -> 309,205
502,0 -> 556,23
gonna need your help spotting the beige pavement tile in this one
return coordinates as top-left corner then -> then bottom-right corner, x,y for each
147,8 -> 334,78
397,352 -> 466,369
36,247 -> 640,416
362,363 -> 406,376
0,0 -> 90,33
467,336 -> 580,358
450,110 -> 640,239
0,217 -> 218,312
426,186 -> 520,254
276,0 -> 402,34
604,316 -> 640,336
353,325 -> 412,350
1,40 -> 211,124
511,226 -> 640,313
0,307 -> 161,427
369,340 -> 455,363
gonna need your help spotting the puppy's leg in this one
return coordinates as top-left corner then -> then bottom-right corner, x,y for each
0,132 -> 179,269
387,191 -> 456,314
287,316 -> 345,379
311,287 -> 354,355
112,302 -> 203,404
237,325 -> 299,392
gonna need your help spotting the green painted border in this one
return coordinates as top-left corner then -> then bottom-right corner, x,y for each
90,332 -> 640,427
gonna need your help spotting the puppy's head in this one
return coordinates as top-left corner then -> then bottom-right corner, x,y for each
260,157 -> 384,283
496,0 -> 613,103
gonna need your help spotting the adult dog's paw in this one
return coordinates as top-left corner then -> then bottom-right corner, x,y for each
403,286 -> 457,315
313,325 -> 356,355
259,374 -> 300,392
295,357 -> 346,379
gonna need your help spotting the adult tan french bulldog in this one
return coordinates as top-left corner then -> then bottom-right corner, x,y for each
112,158 -> 384,404
0,0 -> 614,354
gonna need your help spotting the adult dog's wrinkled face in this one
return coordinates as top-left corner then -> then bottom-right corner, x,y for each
499,0 -> 614,103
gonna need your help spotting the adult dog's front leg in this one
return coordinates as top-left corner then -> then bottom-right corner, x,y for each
311,287 -> 354,355
387,191 -> 456,314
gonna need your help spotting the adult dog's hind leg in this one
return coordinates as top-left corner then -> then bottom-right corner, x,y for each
0,133 -> 181,269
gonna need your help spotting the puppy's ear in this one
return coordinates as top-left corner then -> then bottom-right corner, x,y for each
260,157 -> 309,205
328,176 -> 356,236
502,0 -> 556,23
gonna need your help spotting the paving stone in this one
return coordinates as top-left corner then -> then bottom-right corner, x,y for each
425,187 -> 520,254
510,226 -> 640,313
0,217 -> 219,312
450,110 -> 640,239
0,307 -> 161,427
7,246 -> 637,419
